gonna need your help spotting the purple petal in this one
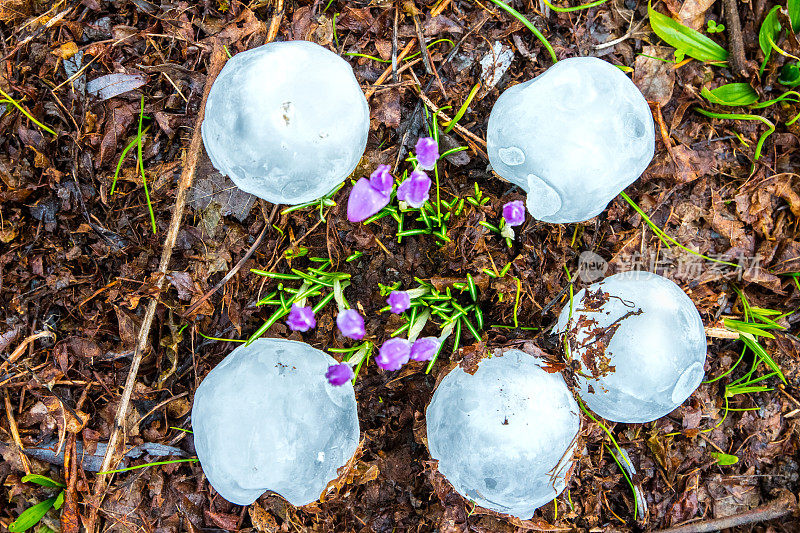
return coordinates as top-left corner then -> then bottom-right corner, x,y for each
387,291 -> 411,314
325,363 -> 354,386
286,304 -> 316,332
396,170 -> 431,209
336,309 -> 366,340
415,137 -> 439,170
347,178 -> 390,223
502,200 -> 526,227
369,164 -> 394,195
375,338 -> 411,371
410,337 -> 440,362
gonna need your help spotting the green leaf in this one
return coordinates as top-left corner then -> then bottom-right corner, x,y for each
788,0 -> 800,33
701,83 -> 759,106
53,491 -> 64,511
8,497 -> 57,532
709,451 -> 739,465
21,475 -> 65,489
759,6 -> 782,74
648,3 -> 728,62
779,63 -> 800,87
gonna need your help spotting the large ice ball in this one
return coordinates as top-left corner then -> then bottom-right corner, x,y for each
487,56 -> 655,223
555,271 -> 707,423
201,41 -> 370,205
426,350 -> 580,519
191,339 -> 360,506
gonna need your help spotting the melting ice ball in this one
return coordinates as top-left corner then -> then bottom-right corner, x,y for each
201,41 -> 370,205
487,56 -> 655,223
426,350 -> 580,519
191,339 -> 360,506
555,271 -> 707,423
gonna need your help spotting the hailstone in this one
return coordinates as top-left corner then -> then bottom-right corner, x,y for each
191,339 -> 360,506
426,349 -> 580,519
487,56 -> 655,223
555,271 -> 707,423
201,40 -> 370,205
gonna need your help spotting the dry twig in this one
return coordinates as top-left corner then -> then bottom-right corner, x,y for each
88,41 -> 227,531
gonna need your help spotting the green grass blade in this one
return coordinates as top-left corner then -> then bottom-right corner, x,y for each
444,82 -> 481,133
485,0 -> 557,64
543,0 -> 609,12
0,87 -> 56,136
693,108 -> 774,160
136,96 -> 157,234
97,458 -> 198,475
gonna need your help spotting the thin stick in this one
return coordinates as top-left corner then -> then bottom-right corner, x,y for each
89,41 -> 227,529
4,389 -> 31,474
366,40 -> 416,99
0,330 -> 56,375
181,203 -> 278,317
414,86 -> 488,158
722,0 -> 748,77
654,492 -> 796,532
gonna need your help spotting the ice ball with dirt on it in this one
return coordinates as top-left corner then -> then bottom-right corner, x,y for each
191,338 -> 360,506
487,56 -> 655,223
201,40 -> 370,205
425,349 -> 580,519
555,271 -> 707,423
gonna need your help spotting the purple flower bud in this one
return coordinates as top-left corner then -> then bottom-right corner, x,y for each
396,170 -> 431,208
503,200 -> 526,227
286,303 -> 316,332
347,177 -> 391,223
375,338 -> 411,371
325,363 -> 354,386
387,291 -> 411,314
336,309 -> 365,340
415,137 -> 439,170
410,337 -> 440,362
369,164 -> 394,195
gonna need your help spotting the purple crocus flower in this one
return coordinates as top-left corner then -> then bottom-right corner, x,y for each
503,200 -> 526,227
410,337 -> 440,362
347,178 -> 390,223
326,363 -> 354,386
387,291 -> 411,314
286,303 -> 316,332
369,164 -> 394,195
375,338 -> 411,370
336,309 -> 365,340
396,170 -> 431,208
415,137 -> 439,170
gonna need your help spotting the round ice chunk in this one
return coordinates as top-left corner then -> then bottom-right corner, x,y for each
201,41 -> 370,205
487,56 -> 655,223
555,271 -> 707,423
426,350 -> 580,519
191,339 -> 360,506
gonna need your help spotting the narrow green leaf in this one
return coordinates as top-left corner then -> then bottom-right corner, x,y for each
758,6 -> 782,75
21,474 -> 65,489
648,3 -> 728,62
701,83 -> 759,106
8,497 -> 57,532
709,451 -> 739,465
789,0 -> 800,33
